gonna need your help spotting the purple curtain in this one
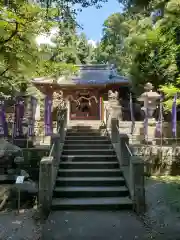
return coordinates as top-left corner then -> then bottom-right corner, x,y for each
13,97 -> 25,138
28,96 -> 37,136
0,99 -> 8,137
172,94 -> 177,138
44,95 -> 52,136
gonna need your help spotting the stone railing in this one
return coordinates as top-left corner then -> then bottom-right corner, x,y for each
118,121 -> 180,145
38,109 -> 67,215
132,144 -> 180,175
110,118 -> 146,214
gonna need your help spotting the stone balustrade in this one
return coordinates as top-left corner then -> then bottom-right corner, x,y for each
38,109 -> 67,215
110,118 -> 146,214
118,121 -> 180,145
132,144 -> 180,175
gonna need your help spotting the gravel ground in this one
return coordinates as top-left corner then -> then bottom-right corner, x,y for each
142,177 -> 180,240
42,210 -> 149,240
0,209 -> 42,240
0,177 -> 180,240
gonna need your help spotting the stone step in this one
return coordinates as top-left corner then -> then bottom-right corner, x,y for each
68,129 -> 100,133
61,155 -> 117,162
68,128 -> 100,132
63,144 -> 113,150
59,161 -> 119,169
51,197 -> 132,210
12,139 -> 28,148
68,124 -> 100,129
65,136 -> 109,141
53,186 -> 129,198
62,149 -> 116,156
66,132 -> 102,136
58,169 -> 122,177
56,176 -> 126,187
52,125 -> 132,211
64,139 -> 111,144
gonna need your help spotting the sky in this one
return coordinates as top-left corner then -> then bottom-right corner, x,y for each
36,0 -> 123,46
76,0 -> 123,42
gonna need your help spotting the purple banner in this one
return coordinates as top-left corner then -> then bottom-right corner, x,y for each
155,95 -> 163,137
0,99 -> 8,137
44,95 -> 52,136
28,96 -> 37,136
13,97 -> 25,137
172,94 -> 177,138
144,97 -> 148,141
130,93 -> 135,135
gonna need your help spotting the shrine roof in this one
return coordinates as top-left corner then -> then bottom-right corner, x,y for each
32,64 -> 129,86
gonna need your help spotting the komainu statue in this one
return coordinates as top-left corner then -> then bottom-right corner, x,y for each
107,90 -> 122,121
52,91 -> 67,123
108,90 -> 119,101
52,91 -> 66,110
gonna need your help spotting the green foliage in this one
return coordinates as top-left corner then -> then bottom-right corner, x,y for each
76,33 -> 96,64
94,0 -> 180,110
0,0 -> 55,95
93,13 -> 131,75
41,0 -> 108,8
0,0 -> 96,97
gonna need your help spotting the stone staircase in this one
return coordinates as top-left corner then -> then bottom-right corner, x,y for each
51,125 -> 132,210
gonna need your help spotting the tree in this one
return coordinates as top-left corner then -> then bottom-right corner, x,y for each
40,0 -> 108,8
76,33 -> 96,64
94,0 -> 180,109
0,0 -> 90,97
94,13 -> 132,75
0,0 -> 104,98
0,0 -> 55,95
36,19 -> 96,79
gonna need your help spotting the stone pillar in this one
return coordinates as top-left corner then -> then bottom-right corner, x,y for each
130,156 -> 145,214
66,100 -> 70,126
39,156 -> 53,215
103,101 -> 108,125
57,109 -> 67,138
106,106 -> 111,130
35,103 -> 41,121
51,133 -> 60,188
64,108 -> 68,128
59,109 -> 67,142
111,118 -> 119,143
119,134 -> 130,166
51,133 -> 60,167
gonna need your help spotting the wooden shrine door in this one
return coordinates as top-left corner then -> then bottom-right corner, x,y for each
69,90 -> 100,120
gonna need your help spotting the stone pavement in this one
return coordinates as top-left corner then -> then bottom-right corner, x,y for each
0,209 -> 41,240
42,211 -> 150,240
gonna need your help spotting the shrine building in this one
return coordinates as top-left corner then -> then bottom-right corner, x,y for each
32,64 -> 130,121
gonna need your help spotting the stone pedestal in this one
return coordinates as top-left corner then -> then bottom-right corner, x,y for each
130,156 -> 145,214
39,156 -> 53,215
143,119 -> 156,145
111,118 -> 119,143
119,134 -> 130,166
107,104 -> 122,129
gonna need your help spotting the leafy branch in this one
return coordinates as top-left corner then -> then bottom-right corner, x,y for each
0,20 -> 18,45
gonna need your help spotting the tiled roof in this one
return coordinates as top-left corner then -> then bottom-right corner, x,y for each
32,64 -> 129,86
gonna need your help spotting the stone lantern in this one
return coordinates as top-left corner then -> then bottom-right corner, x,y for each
138,83 -> 160,121
138,83 -> 160,144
